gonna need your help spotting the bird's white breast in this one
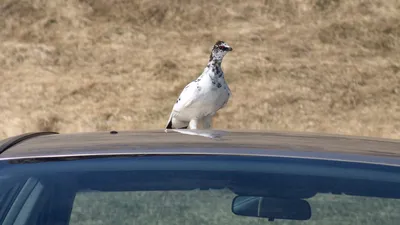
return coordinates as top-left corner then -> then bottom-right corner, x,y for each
190,69 -> 230,117
171,66 -> 231,123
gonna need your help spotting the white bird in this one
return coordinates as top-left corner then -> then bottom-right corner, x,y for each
165,40 -> 233,130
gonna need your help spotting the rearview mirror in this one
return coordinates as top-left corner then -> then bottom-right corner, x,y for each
231,196 -> 311,221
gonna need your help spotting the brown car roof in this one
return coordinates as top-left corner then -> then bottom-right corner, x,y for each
0,129 -> 399,162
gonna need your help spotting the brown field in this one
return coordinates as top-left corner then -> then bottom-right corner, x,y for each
0,0 -> 399,140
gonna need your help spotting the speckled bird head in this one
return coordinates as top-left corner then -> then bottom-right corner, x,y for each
209,40 -> 233,62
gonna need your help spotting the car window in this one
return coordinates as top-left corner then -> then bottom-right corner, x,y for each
4,155 -> 400,225
0,177 -> 45,225
0,177 -> 24,223
69,189 -> 400,225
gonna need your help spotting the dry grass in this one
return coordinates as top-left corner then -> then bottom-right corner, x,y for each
0,0 -> 399,139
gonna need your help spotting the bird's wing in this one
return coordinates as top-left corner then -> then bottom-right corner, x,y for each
172,81 -> 200,113
165,80 -> 200,128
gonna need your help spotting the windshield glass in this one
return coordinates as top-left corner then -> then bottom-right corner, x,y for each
69,189 -> 400,225
1,155 -> 400,225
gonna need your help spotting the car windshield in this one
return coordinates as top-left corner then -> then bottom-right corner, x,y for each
1,155 -> 400,225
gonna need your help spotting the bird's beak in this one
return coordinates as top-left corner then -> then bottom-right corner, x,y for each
228,47 -> 233,51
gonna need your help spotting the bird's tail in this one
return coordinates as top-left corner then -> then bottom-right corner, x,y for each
165,112 -> 174,129
165,120 -> 188,129
165,116 -> 188,129
166,120 -> 173,129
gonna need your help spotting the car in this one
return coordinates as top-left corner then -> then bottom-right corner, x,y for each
1,129 -> 400,225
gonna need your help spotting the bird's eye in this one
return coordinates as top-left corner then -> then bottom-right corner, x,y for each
219,46 -> 226,50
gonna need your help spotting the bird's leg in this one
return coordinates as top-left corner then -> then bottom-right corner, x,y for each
203,115 -> 213,129
189,119 -> 199,129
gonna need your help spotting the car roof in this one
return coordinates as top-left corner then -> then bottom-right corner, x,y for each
0,129 -> 400,165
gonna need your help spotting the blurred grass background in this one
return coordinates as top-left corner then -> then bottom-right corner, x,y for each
0,0 -> 399,139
